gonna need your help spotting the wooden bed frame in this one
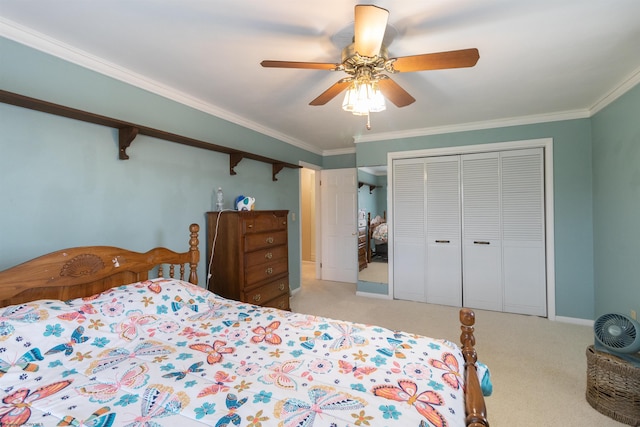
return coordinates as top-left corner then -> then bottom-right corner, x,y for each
0,222 -> 488,426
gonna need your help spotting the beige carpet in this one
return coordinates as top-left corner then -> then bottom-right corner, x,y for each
291,261 -> 625,426
358,260 -> 388,283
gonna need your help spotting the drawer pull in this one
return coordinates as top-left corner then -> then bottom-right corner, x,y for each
278,301 -> 285,309
248,224 -> 253,228
266,237 -> 274,244
266,267 -> 273,275
265,252 -> 273,259
278,283 -> 285,291
253,294 -> 261,302
435,240 -> 450,244
474,241 -> 490,245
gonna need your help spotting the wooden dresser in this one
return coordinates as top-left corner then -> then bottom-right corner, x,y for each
206,210 -> 290,310
358,226 -> 368,271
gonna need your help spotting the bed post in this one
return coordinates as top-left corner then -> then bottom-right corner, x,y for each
189,223 -> 199,285
460,308 -> 489,427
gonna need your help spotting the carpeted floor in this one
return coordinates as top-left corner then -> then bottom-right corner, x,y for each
291,261 -> 625,426
358,259 -> 388,283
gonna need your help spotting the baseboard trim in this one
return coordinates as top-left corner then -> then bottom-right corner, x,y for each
290,287 -> 301,297
356,291 -> 392,300
554,316 -> 594,327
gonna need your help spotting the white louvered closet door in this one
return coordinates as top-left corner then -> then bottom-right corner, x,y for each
393,159 -> 427,302
425,156 -> 462,306
501,148 -> 546,316
461,152 -> 503,311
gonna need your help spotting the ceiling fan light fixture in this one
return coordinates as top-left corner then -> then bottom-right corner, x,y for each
342,68 -> 386,116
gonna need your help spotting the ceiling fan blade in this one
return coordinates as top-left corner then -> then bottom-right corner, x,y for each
354,5 -> 389,57
390,48 -> 480,72
377,77 -> 416,107
309,80 -> 352,106
261,60 -> 340,70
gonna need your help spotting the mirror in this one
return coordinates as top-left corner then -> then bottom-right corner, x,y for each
357,166 -> 388,285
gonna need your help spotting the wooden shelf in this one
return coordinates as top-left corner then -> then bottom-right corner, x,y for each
358,181 -> 377,194
0,90 -> 300,181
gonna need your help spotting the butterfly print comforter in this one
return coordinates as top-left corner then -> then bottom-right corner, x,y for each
0,278 -> 472,427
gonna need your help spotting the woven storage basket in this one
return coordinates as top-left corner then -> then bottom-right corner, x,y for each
586,345 -> 640,426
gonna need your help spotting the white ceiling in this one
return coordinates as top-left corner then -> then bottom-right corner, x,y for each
2,0 -> 639,155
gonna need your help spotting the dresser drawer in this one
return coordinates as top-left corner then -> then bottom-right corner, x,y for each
244,231 -> 287,252
262,293 -> 290,311
244,277 -> 289,305
242,213 -> 287,234
245,245 -> 288,267
245,258 -> 288,286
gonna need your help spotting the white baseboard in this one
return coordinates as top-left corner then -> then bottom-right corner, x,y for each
554,316 -> 594,327
355,291 -> 392,300
290,287 -> 301,297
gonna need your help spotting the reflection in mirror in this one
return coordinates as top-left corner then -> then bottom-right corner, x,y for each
357,166 -> 388,285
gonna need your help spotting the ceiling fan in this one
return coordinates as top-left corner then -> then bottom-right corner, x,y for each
261,4 -> 480,112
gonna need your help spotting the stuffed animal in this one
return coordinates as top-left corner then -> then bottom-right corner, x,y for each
235,195 -> 255,211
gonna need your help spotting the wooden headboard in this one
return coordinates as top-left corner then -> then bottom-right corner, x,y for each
0,224 -> 200,307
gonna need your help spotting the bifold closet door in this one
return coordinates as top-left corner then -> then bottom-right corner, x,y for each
461,148 -> 546,316
393,159 -> 426,302
461,152 -> 503,311
425,156 -> 462,306
501,148 -> 546,316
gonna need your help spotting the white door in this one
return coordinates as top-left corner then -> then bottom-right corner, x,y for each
425,156 -> 462,306
392,159 -> 427,301
461,152 -> 503,311
320,168 -> 358,283
501,148 -> 546,316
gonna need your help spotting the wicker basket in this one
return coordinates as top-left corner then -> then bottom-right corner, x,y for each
586,345 -> 640,426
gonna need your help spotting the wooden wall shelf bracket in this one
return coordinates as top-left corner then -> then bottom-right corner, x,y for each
0,90 -> 301,179
118,126 -> 139,160
230,153 -> 243,176
358,181 -> 377,194
272,163 -> 285,181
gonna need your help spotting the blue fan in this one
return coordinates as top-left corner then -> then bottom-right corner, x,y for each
594,313 -> 640,366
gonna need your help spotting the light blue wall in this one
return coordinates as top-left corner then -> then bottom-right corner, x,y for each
591,83 -> 640,318
356,120 -> 595,319
322,153 -> 356,169
0,38 -> 323,291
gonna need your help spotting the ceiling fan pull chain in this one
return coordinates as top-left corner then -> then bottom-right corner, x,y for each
366,111 -> 371,130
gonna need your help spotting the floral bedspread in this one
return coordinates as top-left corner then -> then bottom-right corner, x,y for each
0,279 -> 470,427
372,222 -> 388,244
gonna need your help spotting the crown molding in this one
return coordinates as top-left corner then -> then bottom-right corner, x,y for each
0,18 -> 323,156
590,66 -> 640,115
322,147 -> 356,156
354,109 -> 591,143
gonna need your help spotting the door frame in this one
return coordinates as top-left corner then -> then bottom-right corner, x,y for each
387,138 -> 556,319
299,161 -> 322,281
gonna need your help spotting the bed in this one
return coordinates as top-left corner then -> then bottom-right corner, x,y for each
0,223 -> 489,427
367,212 -> 388,262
